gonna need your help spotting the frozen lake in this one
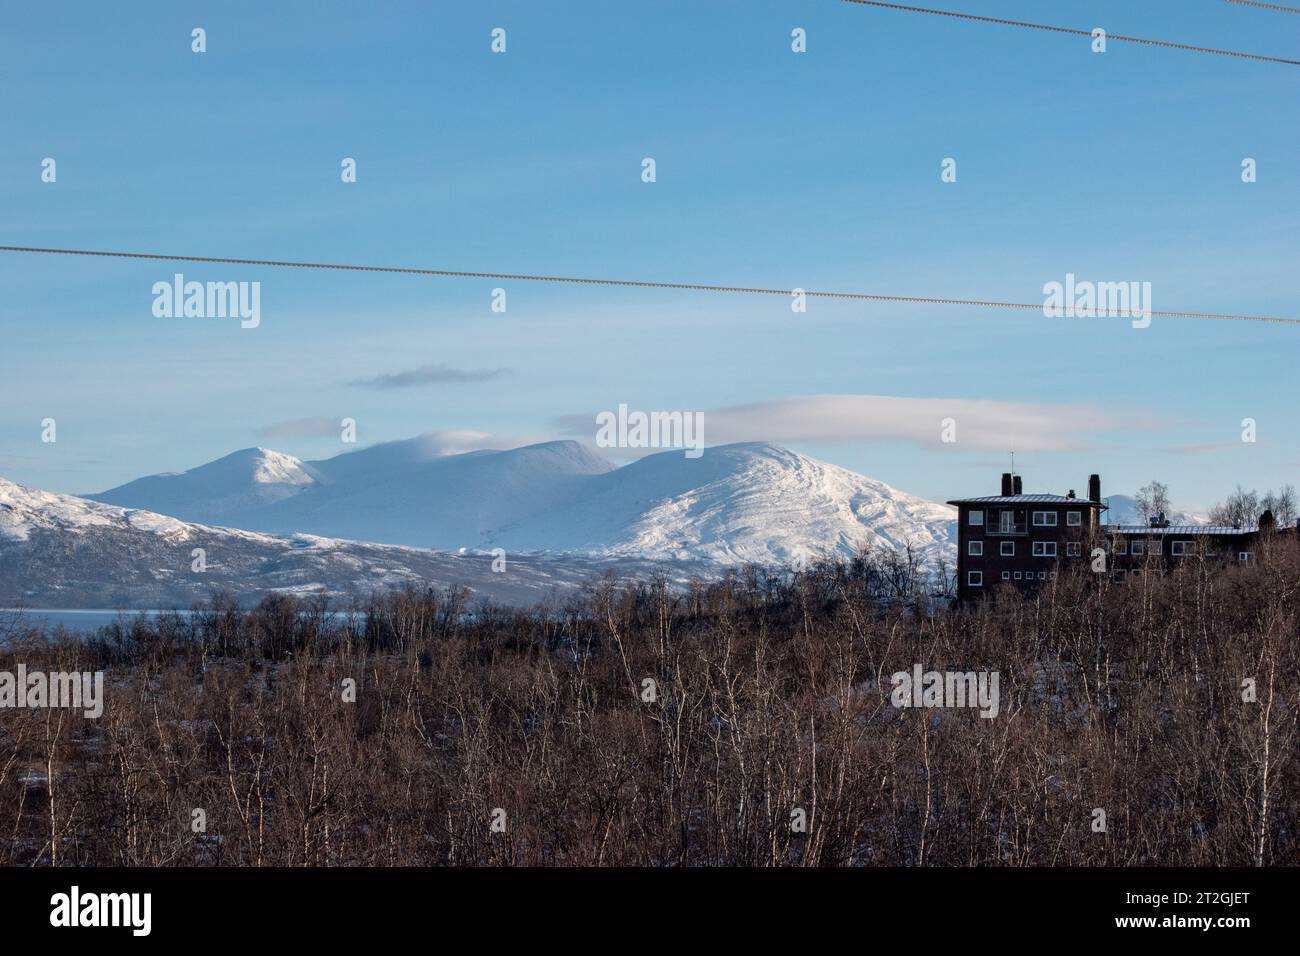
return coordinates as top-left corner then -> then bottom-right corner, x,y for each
0,608 -> 186,634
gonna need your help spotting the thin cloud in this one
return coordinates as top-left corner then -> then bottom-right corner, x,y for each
250,425 -> 551,456
556,394 -> 1162,453
346,363 -> 512,390
1163,442 -> 1239,456
256,417 -> 341,439
396,429 -> 548,457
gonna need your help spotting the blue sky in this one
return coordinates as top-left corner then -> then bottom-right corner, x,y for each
1,0 -> 1297,510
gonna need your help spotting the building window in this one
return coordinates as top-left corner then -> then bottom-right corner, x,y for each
1001,571 -> 1010,581
1239,552 -> 1253,563
968,570 -> 983,586
1067,511 -> 1081,526
1032,541 -> 1057,558
1000,541 -> 1015,556
1013,572 -> 1022,580
1115,540 -> 1128,555
1032,511 -> 1058,526
968,540 -> 983,556
969,510 -> 984,526
992,509 -> 1021,534
1038,571 -> 1046,580
1171,541 -> 1193,556
1131,541 -> 1145,556
1066,542 -> 1081,557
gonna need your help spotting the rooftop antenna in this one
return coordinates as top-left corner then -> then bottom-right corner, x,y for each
1010,451 -> 1015,476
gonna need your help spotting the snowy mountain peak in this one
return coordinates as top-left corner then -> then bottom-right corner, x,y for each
498,441 -> 956,565
237,447 -> 319,485
91,447 -> 321,524
85,438 -> 956,566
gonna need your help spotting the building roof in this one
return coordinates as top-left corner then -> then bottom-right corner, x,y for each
1102,525 -> 1254,536
946,494 -> 1106,507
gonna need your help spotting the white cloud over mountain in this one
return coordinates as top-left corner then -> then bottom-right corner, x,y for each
557,394 -> 1155,453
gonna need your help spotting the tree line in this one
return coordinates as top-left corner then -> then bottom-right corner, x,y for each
0,533 -> 1295,866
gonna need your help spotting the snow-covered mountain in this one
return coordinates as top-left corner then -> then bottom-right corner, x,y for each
90,440 -> 956,565
93,447 -> 321,525
95,438 -> 615,548
1103,494 -> 1209,528
494,443 -> 955,565
0,478 -> 664,608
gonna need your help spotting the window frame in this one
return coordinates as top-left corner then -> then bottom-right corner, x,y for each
968,540 -> 983,556
968,510 -> 984,526
1067,511 -> 1082,527
1000,541 -> 1015,556
1032,541 -> 1058,558
967,570 -> 983,586
1032,511 -> 1058,527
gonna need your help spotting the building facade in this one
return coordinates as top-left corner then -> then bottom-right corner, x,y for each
949,472 -> 1286,602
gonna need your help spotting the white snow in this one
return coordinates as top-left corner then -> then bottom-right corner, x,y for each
249,447 -> 319,487
0,476 -> 286,547
1103,494 -> 1209,528
1,479 -> 122,540
90,447 -> 322,524
498,442 -> 956,565
82,439 -> 959,566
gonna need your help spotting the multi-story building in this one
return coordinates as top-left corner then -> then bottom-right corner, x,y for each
949,473 -> 1105,601
949,472 -> 1289,601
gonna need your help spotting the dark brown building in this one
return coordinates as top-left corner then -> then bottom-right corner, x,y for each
949,472 -> 1105,602
949,472 -> 1289,601
1102,515 -> 1272,578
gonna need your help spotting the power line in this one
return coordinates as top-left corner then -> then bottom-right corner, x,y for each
840,1 -> 1300,66
1224,0 -> 1300,13
1,244 -> 1294,325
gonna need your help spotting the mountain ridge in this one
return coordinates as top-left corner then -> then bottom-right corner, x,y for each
0,476 -> 670,608
89,439 -> 957,564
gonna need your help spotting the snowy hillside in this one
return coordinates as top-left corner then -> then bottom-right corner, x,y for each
0,478 -> 667,608
1104,494 -> 1209,528
93,447 -> 321,525
91,439 -> 956,565
253,439 -> 616,547
495,443 -> 956,565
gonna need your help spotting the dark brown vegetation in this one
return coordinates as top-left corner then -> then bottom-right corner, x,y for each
0,535 -> 1296,867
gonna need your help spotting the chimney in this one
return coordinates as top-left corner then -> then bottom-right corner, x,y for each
1088,474 -> 1101,502
1260,509 -> 1276,534
1012,475 -> 1023,496
1001,472 -> 1013,496
1067,489 -> 1076,499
